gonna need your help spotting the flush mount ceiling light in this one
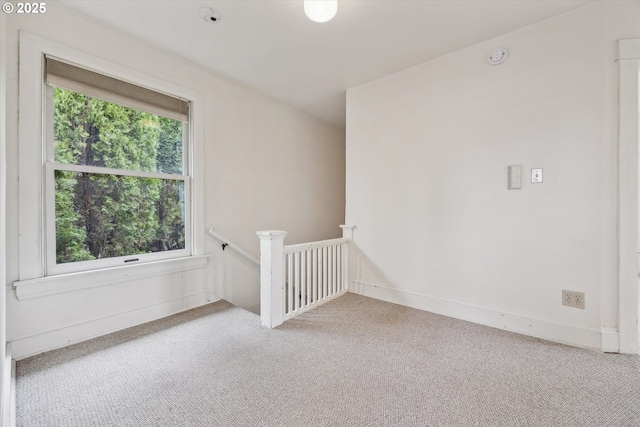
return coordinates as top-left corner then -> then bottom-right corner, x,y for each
304,0 -> 337,23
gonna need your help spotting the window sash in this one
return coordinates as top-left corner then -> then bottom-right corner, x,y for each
44,77 -> 192,276
44,162 -> 192,276
46,85 -> 189,176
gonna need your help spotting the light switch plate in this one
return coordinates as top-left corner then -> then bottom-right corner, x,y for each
508,165 -> 522,189
531,168 -> 543,183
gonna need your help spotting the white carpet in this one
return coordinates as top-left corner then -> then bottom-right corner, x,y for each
16,293 -> 640,426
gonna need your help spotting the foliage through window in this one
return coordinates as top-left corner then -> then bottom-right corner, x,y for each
47,64 -> 191,272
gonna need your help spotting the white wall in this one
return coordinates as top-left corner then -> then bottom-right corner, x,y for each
4,4 -> 345,358
346,3 -> 640,351
0,10 -> 8,427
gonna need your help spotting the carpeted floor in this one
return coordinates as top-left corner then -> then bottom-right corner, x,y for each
16,293 -> 640,426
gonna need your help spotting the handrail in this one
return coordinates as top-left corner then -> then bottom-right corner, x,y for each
284,237 -> 348,254
207,228 -> 260,267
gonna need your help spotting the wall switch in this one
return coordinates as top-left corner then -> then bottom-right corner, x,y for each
508,165 -> 522,189
531,168 -> 543,183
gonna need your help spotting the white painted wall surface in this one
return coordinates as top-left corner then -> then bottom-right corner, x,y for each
0,10 -> 8,426
346,3 -> 640,351
4,4 -> 345,358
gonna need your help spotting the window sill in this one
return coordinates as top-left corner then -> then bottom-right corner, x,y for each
13,255 -> 210,300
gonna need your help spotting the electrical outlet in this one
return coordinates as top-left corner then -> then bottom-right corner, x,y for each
562,290 -> 585,309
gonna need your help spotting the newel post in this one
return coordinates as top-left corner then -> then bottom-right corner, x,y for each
256,230 -> 288,328
340,225 -> 355,291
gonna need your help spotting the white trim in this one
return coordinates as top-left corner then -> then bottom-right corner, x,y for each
284,237 -> 349,253
9,291 -> 218,360
351,280 -> 602,350
48,162 -> 188,181
601,327 -> 620,353
13,255 -> 209,300
618,39 -> 640,61
616,39 -> 640,354
48,247 -> 193,277
18,32 -> 46,280
9,359 -> 15,427
18,32 -> 205,286
1,344 -> 11,427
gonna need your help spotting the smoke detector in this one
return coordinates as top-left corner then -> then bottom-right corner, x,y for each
199,7 -> 221,23
488,48 -> 507,65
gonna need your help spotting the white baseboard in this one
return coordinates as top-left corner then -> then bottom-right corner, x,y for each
2,343 -> 14,427
601,327 -> 620,353
350,280 -> 602,351
9,360 -> 15,427
10,291 -> 219,360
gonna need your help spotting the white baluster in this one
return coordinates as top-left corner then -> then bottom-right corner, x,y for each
300,250 -> 306,309
306,249 -> 312,306
294,251 -> 300,311
323,246 -> 328,299
332,244 -> 337,295
312,248 -> 318,303
337,244 -> 342,292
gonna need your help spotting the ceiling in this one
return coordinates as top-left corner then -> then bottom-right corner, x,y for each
57,0 -> 594,129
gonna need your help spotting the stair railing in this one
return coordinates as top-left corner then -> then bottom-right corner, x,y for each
257,225 -> 355,328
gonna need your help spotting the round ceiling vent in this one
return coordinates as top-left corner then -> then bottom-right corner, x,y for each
199,7 -> 221,23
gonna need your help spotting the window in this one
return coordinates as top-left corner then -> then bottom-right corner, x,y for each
16,33 -> 205,297
44,57 -> 191,275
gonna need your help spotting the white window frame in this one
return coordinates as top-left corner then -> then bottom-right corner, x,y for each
15,32 -> 205,296
44,82 -> 191,275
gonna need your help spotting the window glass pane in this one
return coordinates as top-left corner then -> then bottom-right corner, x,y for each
53,87 -> 183,175
55,170 -> 185,264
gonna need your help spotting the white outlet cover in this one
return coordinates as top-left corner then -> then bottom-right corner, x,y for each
562,290 -> 585,309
